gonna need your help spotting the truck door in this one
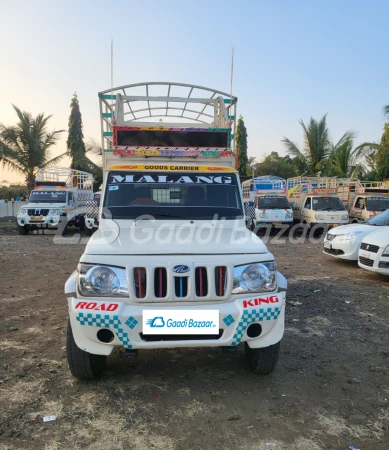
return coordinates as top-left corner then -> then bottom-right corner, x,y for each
351,196 -> 365,221
302,196 -> 312,224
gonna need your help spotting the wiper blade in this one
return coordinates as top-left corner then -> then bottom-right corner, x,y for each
147,213 -> 191,219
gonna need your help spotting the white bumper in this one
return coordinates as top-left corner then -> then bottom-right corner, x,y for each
67,292 -> 285,355
17,214 -> 61,227
358,247 -> 389,275
323,237 -> 361,260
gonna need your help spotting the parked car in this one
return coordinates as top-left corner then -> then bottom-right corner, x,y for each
323,209 -> 389,260
358,227 -> 389,275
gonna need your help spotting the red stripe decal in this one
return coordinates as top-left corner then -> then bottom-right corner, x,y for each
138,268 -> 142,298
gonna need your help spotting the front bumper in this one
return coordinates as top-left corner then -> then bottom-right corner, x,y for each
17,215 -> 61,227
358,248 -> 389,275
323,238 -> 360,260
68,292 -> 286,355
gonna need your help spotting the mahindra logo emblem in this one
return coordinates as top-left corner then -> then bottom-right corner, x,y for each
35,209 -> 40,215
366,245 -> 370,250
173,265 -> 190,273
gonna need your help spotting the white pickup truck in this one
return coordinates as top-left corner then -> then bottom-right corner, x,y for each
64,82 -> 287,379
17,167 -> 93,235
287,176 -> 349,230
242,176 -> 293,229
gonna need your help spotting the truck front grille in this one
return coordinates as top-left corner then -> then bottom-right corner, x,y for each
28,208 -> 49,216
195,267 -> 208,297
215,266 -> 227,297
174,276 -> 189,298
130,264 -> 231,302
134,267 -> 147,298
154,268 -> 167,298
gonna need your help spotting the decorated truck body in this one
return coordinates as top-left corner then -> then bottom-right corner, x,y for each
64,82 -> 287,379
337,179 -> 389,223
242,176 -> 293,229
287,176 -> 349,229
17,167 -> 93,235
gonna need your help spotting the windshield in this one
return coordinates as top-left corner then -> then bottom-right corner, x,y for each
366,197 -> 389,212
312,197 -> 346,211
366,209 -> 389,225
257,196 -> 290,209
103,171 -> 243,220
29,190 -> 66,203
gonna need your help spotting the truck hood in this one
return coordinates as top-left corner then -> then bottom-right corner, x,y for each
361,227 -> 389,247
85,219 -> 269,255
328,224 -> 376,236
24,203 -> 66,209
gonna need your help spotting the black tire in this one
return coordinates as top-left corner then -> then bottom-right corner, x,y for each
66,320 -> 107,379
245,341 -> 281,374
85,226 -> 93,236
79,217 -> 86,232
18,225 -> 29,235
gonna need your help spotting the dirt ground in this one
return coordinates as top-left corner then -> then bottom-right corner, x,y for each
0,225 -> 388,450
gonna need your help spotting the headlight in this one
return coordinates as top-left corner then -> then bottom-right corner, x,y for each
18,207 -> 28,216
49,209 -> 60,216
341,215 -> 348,221
78,264 -> 128,297
259,213 -> 268,219
315,214 -> 324,220
382,245 -> 389,257
232,262 -> 277,294
338,231 -> 363,241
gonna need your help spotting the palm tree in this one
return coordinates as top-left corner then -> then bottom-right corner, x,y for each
384,104 -> 389,119
0,105 -> 65,193
282,115 -> 331,175
324,131 -> 365,178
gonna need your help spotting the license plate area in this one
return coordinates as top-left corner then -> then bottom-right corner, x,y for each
360,251 -> 371,259
142,310 -> 219,334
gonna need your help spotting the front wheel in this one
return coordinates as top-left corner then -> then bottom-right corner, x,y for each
18,225 -> 29,235
245,341 -> 281,374
66,320 -> 107,379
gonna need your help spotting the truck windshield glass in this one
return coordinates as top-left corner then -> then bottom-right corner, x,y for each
366,198 -> 389,211
103,171 -> 243,220
366,210 -> 389,225
29,191 -> 66,203
312,197 -> 345,211
257,196 -> 290,209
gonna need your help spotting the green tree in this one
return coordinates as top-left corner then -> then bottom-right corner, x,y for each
384,104 -> 389,119
236,116 -> 248,176
320,131 -> 365,178
282,115 -> 331,175
254,152 -> 298,179
66,95 -> 103,191
67,93 -> 86,170
0,105 -> 64,193
357,123 -> 389,181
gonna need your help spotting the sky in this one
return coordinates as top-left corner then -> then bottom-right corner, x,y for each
1,0 -> 388,183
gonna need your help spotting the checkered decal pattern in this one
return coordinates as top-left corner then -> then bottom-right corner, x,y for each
231,307 -> 281,346
223,314 -> 235,327
244,202 -> 256,219
76,312 -> 132,348
125,316 -> 138,329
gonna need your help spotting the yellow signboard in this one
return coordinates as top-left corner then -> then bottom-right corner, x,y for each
107,164 -> 236,172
